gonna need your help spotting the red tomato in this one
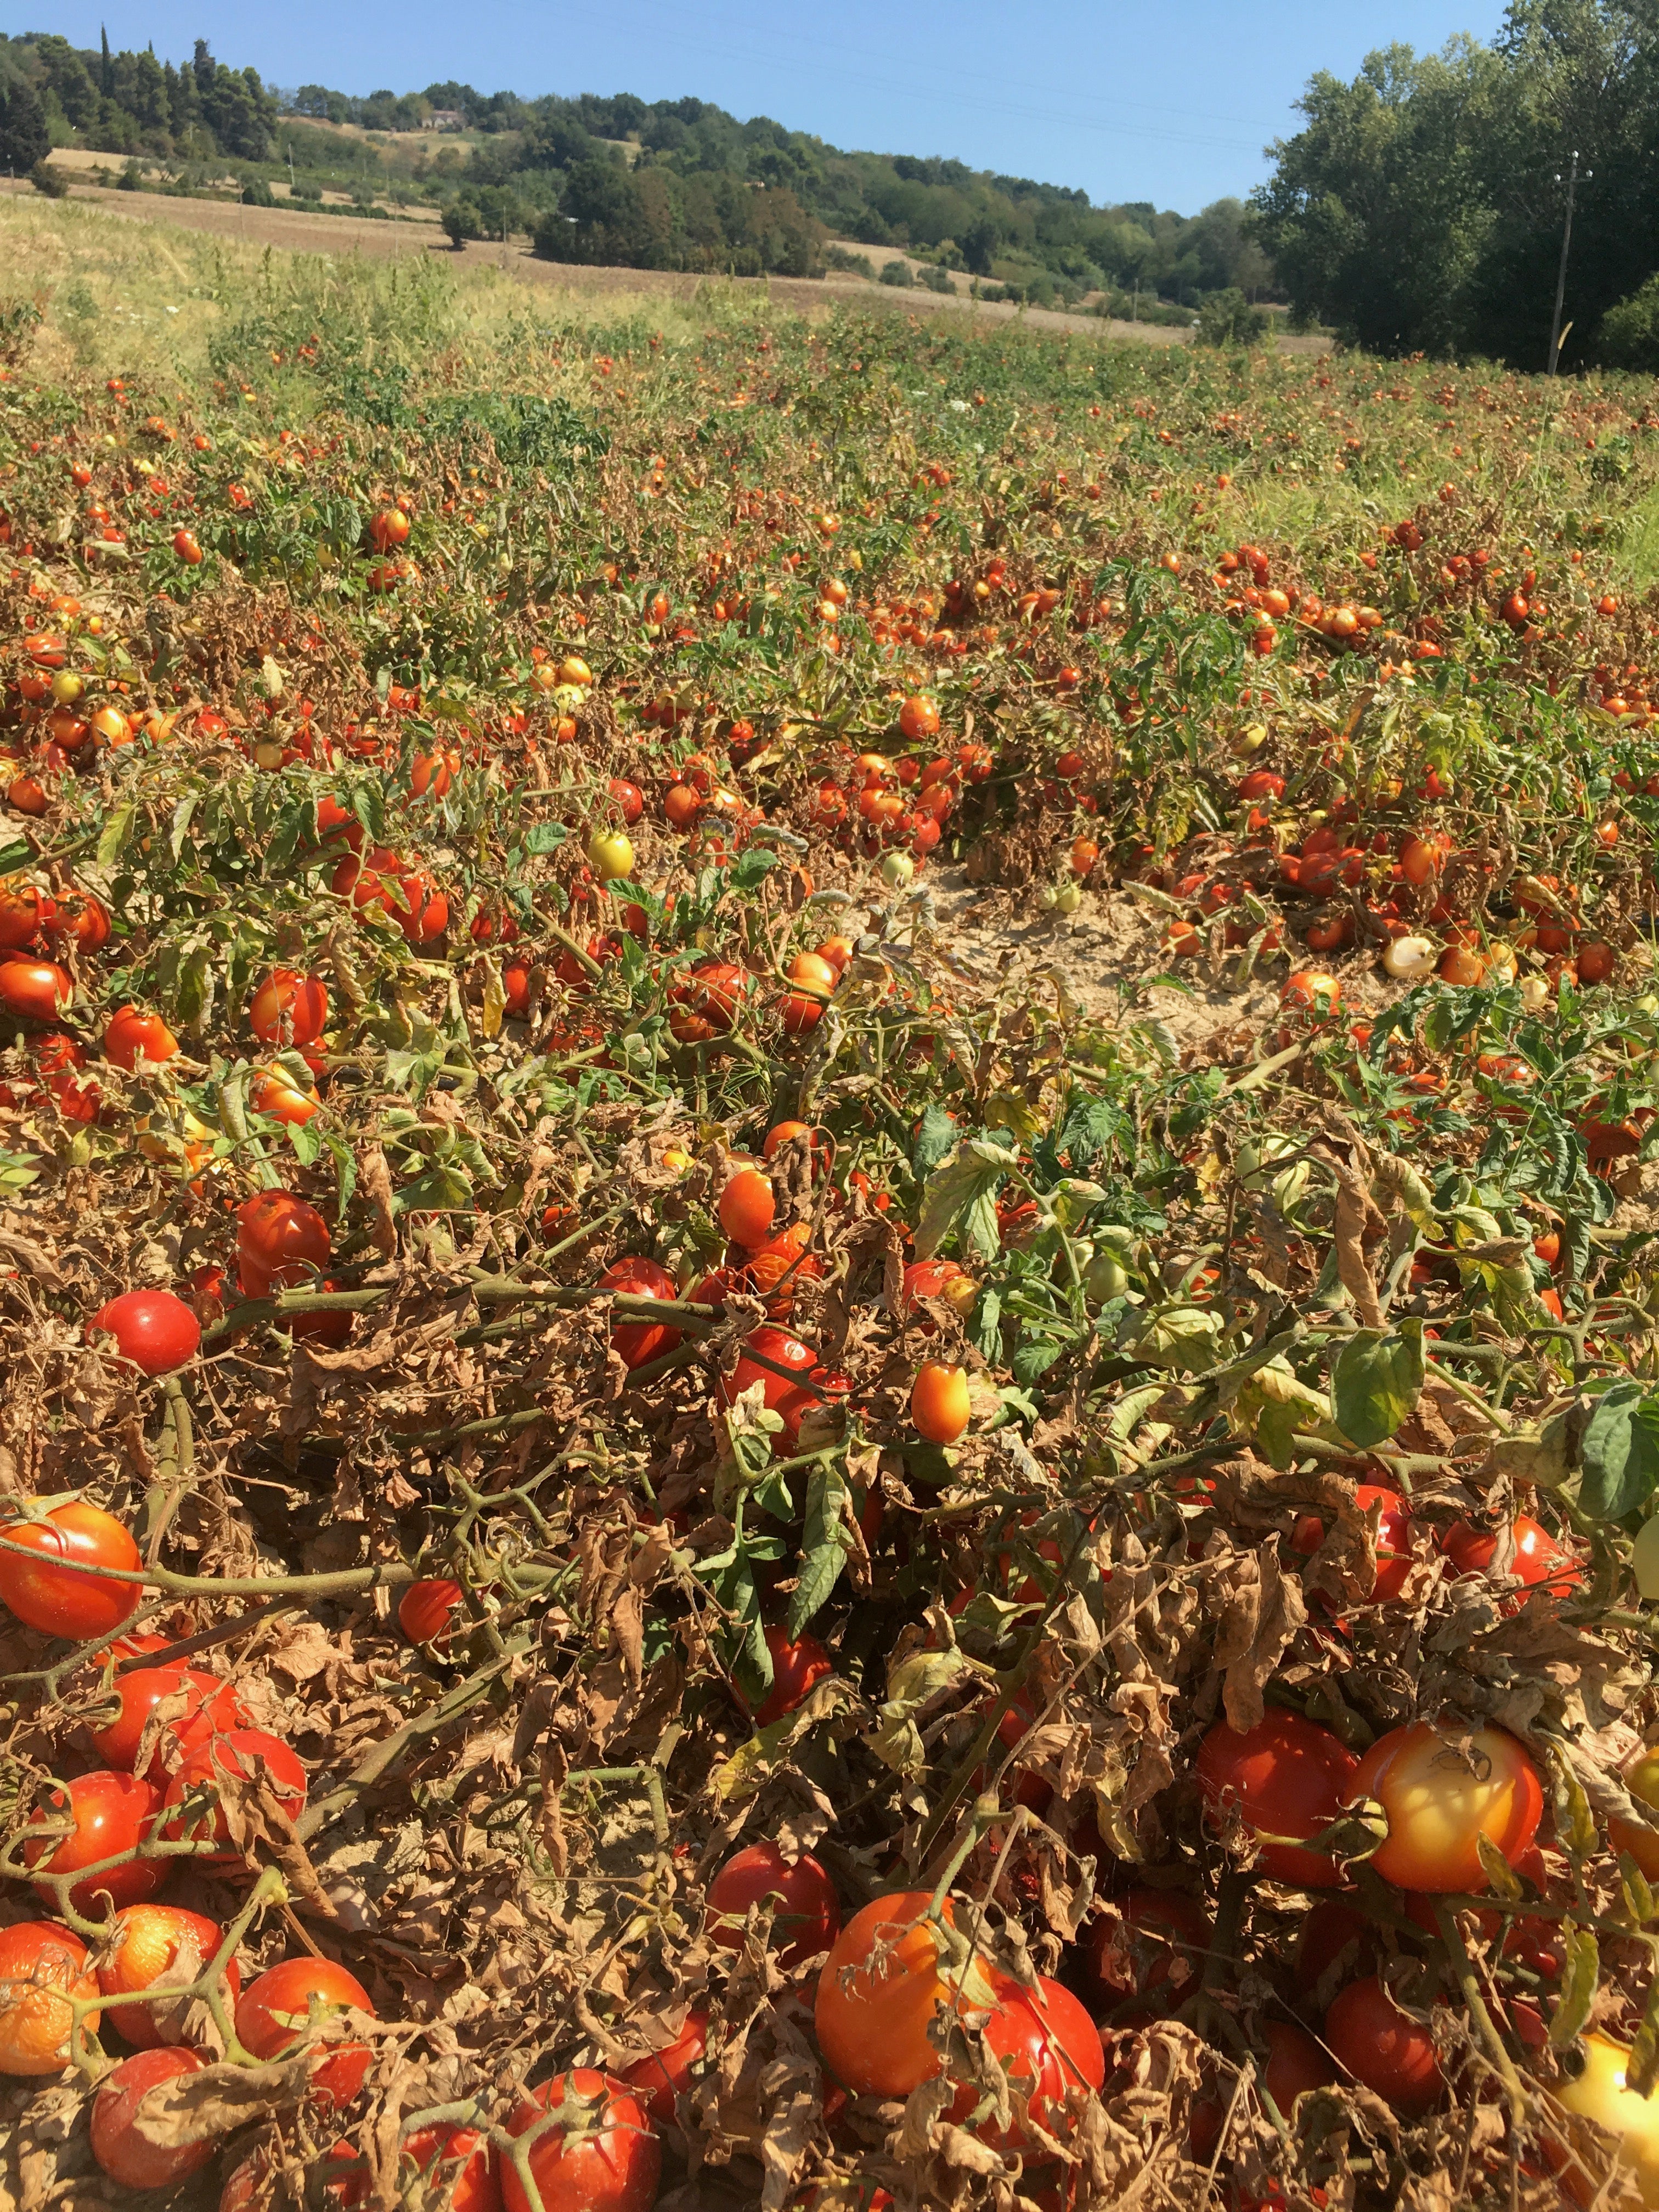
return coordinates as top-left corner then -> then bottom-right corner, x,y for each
1261,2018 -> 1338,2108
899,694 -> 940,741
91,2045 -> 214,2187
235,1189 -> 331,1295
103,1006 -> 180,1070
249,1063 -> 321,1126
706,1842 -> 840,1968
1324,1974 -> 1443,2115
1441,1516 -> 1582,1600
501,2070 -> 662,2212
608,777 -> 645,825
719,1166 -> 776,1249
0,1498 -> 142,1640
97,1903 -> 241,2047
1083,1887 -> 1213,2010
618,2007 -> 708,2123
0,1922 -> 98,2075
392,1579 -> 456,1651
600,1256 -> 681,1370
742,1622 -> 832,1727
25,1770 -> 162,1915
0,957 -> 73,1022
235,1956 -> 375,2107
716,1325 -> 826,1443
249,968 -> 329,1046
815,1892 -> 1007,2099
161,1729 -> 309,1864
0,882 -> 54,949
1350,1722 -> 1542,1893
87,1289 -> 200,1377
897,1258 -> 979,1322
1290,1485 -> 1413,1602
1195,1709 -> 1360,1888
948,1976 -> 1104,2151
92,1664 -> 249,1773
401,2126 -> 500,2212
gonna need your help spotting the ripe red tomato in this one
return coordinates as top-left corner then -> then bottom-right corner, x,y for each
249,1063 -> 321,1125
398,1578 -> 469,1649
947,1976 -> 1104,2151
1290,1485 -> 1413,1602
0,1498 -> 142,1640
172,529 -> 202,564
899,695 -> 940,741
719,1166 -> 776,1249
1261,2018 -> 1337,2108
706,1843 -> 840,1969
763,1119 -> 828,1173
91,2046 -> 214,2187
161,1728 -> 309,1864
235,1956 -> 375,2107
1083,1887 -> 1213,2011
249,968 -> 329,1046
103,1006 -> 180,1071
815,1892 -> 1006,2099
236,1189 -> 331,1295
0,1921 -> 98,2076
897,1257 -> 979,1322
1441,1515 -> 1582,1600
618,2008 -> 708,2123
1195,1708 -> 1360,1887
1350,1721 -> 1542,1893
87,1288 -> 200,1377
1280,969 -> 1342,1017
92,1664 -> 249,1772
911,1359 -> 970,1443
0,957 -> 73,1021
668,959 -> 749,1041
24,1770 -> 163,1914
1324,1974 -> 1443,2115
742,1622 -> 832,1727
608,777 -> 645,825
97,1904 -> 240,2046
716,1324 -> 826,1442
401,2126 -> 499,2212
600,1256 -> 682,1370
0,882 -> 54,949
501,2070 -> 662,2212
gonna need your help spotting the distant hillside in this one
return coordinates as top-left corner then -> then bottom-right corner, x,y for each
0,31 -> 1276,314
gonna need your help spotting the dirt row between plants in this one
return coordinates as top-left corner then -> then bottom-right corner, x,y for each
0,178 -> 1329,351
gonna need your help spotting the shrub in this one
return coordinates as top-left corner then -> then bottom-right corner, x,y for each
1596,274 -> 1659,372
827,245 -> 875,280
30,160 -> 68,200
1195,287 -> 1269,347
879,258 -> 914,289
918,264 -> 956,295
241,177 -> 274,207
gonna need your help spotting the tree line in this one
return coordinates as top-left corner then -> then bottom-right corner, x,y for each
1251,0 -> 1659,368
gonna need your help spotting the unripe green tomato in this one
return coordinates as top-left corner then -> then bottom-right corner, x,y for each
1085,1251 -> 1129,1301
1039,884 -> 1059,912
1633,1514 -> 1659,1601
51,671 -> 84,705
551,684 -> 586,715
881,851 -> 915,889
1053,881 -> 1082,915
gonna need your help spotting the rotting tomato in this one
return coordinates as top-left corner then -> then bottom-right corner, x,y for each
0,1921 -> 99,2075
91,2045 -> 215,2188
1195,1708 -> 1360,1888
0,1498 -> 143,1640
1351,1721 -> 1542,1893
97,1904 -> 241,2046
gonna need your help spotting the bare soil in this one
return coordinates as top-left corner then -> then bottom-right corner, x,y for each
0,179 -> 1329,349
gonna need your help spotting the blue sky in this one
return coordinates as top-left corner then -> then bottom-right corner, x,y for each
19,2 -> 1506,211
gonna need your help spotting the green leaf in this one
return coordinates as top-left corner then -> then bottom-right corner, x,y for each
788,1459 -> 854,1638
1547,1926 -> 1600,2049
912,1103 -> 960,1176
395,1162 -> 475,1214
729,849 -> 778,894
1579,1379 -> 1659,1520
915,1139 -> 1015,1262
1331,1322 -> 1424,1448
95,804 -> 135,868
0,839 -> 34,876
1012,1335 -> 1063,1385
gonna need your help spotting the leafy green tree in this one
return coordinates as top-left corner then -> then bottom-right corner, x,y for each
0,75 -> 49,176
1195,287 -> 1269,345
880,258 -> 914,287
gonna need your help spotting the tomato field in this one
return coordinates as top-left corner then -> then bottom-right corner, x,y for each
10,204 -> 1659,2211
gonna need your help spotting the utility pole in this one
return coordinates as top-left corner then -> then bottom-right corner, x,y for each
1548,150 -> 1590,376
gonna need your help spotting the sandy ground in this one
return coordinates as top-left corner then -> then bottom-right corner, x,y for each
0,178 -> 1328,351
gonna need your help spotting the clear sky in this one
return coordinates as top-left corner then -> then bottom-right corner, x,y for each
20,2 -> 1508,211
